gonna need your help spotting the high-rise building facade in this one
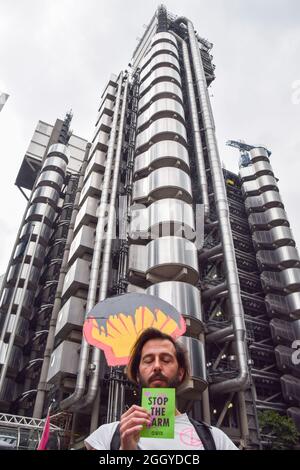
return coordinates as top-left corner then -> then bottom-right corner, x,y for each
0,6 -> 299,449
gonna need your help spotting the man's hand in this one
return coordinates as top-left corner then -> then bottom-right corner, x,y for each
119,405 -> 152,450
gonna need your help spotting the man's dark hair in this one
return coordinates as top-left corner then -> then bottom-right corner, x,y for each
126,328 -> 190,386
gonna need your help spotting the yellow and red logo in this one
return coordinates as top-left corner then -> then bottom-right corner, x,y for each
83,293 -> 186,366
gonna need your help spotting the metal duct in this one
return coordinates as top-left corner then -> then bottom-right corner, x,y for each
198,243 -> 222,262
173,16 -> 249,395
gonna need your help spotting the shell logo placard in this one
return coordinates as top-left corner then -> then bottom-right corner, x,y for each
83,293 -> 186,366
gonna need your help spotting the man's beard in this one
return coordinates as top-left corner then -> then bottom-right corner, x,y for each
138,371 -> 182,389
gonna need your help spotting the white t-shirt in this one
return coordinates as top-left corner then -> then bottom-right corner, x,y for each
85,413 -> 238,450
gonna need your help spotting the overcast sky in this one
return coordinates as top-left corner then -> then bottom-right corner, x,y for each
0,0 -> 299,274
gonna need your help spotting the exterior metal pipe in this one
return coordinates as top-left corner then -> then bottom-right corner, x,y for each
60,73 -> 124,411
174,17 -> 249,395
206,326 -> 234,344
78,78 -> 129,414
112,376 -> 120,422
200,331 -> 211,424
216,392 -> 235,427
0,237 -> 32,355
33,143 -> 91,418
117,74 -> 138,296
107,372 -> 115,422
99,79 -> 129,303
120,380 -> 125,416
0,195 -> 39,311
238,391 -> 249,445
207,253 -> 223,263
171,32 -> 210,221
202,282 -> 227,300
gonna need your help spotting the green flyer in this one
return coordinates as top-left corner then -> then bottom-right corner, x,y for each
140,388 -> 175,439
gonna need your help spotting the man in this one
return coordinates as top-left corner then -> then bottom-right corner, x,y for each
85,328 -> 238,450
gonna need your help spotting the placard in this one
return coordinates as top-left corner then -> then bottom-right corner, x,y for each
140,388 -> 175,439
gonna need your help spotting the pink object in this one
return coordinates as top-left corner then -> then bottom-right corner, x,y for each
37,412 -> 51,450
